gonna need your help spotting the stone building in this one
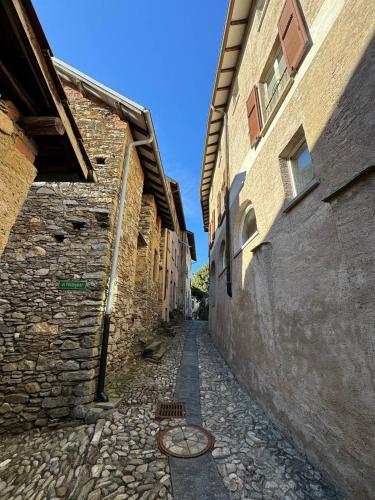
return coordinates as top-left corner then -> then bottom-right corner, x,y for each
0,58 -> 178,432
0,0 -> 92,256
160,178 -> 196,321
200,0 -> 375,497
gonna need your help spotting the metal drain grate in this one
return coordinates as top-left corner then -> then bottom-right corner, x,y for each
155,401 -> 186,419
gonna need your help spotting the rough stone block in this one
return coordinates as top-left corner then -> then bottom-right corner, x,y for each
71,404 -> 89,419
58,369 -> 95,382
5,393 -> 29,404
47,406 -> 70,418
18,359 -> 36,371
42,396 -> 71,408
25,383 -> 40,394
85,407 -> 104,424
61,339 -> 80,350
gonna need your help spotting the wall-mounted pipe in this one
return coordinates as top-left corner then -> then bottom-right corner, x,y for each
97,112 -> 154,402
210,106 -> 232,297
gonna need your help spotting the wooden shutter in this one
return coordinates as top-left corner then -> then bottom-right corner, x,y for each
246,86 -> 262,148
217,192 -> 221,220
278,0 -> 308,75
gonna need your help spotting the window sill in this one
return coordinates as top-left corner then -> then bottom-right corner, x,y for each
261,78 -> 294,138
233,231 -> 259,260
283,177 -> 321,213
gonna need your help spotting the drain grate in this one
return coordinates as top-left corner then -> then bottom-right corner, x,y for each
155,401 -> 186,420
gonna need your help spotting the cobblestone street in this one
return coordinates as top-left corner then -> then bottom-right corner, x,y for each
0,322 -> 342,499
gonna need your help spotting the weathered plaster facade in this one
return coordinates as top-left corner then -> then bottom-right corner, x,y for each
204,0 -> 375,497
0,102 -> 37,256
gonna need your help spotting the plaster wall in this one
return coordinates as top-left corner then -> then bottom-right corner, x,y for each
0,103 -> 37,256
208,0 -> 375,497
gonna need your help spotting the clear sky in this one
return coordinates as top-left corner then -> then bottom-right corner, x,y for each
33,0 -> 228,273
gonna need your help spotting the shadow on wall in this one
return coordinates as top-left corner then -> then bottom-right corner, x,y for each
211,37 -> 375,498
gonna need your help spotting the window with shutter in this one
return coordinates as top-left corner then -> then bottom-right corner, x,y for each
278,0 -> 309,75
247,86 -> 262,148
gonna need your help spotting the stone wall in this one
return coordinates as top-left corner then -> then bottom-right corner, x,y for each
207,0 -> 375,497
0,85 -> 144,432
0,100 -> 37,256
133,195 -> 162,336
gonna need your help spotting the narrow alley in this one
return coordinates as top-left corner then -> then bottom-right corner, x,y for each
0,322 -> 341,500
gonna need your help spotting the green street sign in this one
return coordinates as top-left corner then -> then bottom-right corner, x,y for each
58,280 -> 86,290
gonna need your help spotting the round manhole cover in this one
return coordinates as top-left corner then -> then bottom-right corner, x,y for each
158,425 -> 215,458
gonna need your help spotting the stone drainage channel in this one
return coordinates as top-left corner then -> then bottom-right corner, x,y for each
0,321 -> 343,499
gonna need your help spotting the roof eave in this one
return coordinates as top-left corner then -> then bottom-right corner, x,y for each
199,0 -> 253,231
53,58 -> 175,230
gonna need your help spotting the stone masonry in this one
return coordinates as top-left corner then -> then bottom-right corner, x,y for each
132,195 -> 162,337
0,84 -> 145,432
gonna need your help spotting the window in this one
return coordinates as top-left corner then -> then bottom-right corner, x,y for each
219,240 -> 226,272
289,141 -> 314,195
246,0 -> 309,144
261,46 -> 289,122
239,204 -> 258,248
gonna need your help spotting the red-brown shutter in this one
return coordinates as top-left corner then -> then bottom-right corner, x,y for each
278,0 -> 309,75
246,86 -> 262,148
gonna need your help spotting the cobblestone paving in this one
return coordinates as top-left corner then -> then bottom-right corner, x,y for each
0,328 -> 184,500
0,322 -> 344,499
197,327 -> 343,500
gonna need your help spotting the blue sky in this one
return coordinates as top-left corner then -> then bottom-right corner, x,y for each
33,0 -> 228,272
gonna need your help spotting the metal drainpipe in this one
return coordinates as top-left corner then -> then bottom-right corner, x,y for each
96,112 -> 154,402
211,106 -> 232,297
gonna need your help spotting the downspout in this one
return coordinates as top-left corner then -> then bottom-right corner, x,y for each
96,111 -> 154,402
211,106 -> 232,297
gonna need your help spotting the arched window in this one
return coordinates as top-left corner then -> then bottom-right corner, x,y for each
210,261 -> 216,307
239,203 -> 258,248
219,240 -> 226,272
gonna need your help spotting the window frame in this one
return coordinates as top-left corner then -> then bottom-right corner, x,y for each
260,44 -> 290,125
219,240 -> 226,274
288,139 -> 314,197
238,203 -> 259,251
